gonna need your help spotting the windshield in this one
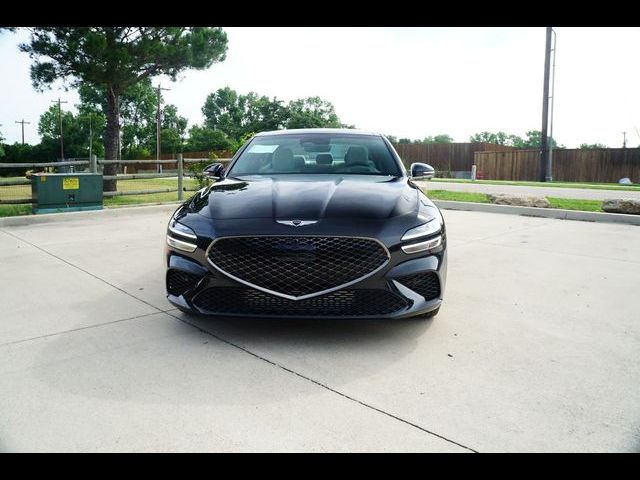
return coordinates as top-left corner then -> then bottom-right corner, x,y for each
227,133 -> 402,177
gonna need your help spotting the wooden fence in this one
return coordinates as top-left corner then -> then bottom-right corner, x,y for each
392,143 -> 515,172
0,155 -> 231,205
474,148 -> 640,183
129,150 -> 235,173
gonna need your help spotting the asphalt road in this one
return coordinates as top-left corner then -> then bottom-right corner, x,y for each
420,180 -> 640,201
1,205 -> 639,452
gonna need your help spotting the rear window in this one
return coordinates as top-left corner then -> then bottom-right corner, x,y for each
228,133 -> 402,176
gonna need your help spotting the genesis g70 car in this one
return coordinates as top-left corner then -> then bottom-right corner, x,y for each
165,129 -> 446,319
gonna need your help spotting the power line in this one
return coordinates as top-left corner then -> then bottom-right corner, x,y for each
15,119 -> 31,145
51,98 -> 68,160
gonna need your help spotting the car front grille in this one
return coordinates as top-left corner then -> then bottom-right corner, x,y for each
192,287 -> 408,317
166,269 -> 202,296
397,272 -> 441,301
206,236 -> 389,298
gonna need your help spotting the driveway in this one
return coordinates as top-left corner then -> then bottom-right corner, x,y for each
420,180 -> 640,201
0,205 -> 639,452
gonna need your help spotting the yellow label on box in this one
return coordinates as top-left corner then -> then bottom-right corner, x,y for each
63,177 -> 79,190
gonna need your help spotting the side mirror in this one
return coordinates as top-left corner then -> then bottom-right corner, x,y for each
410,162 -> 434,180
203,163 -> 225,179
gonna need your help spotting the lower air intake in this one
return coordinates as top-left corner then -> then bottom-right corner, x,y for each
192,287 -> 408,317
167,270 -> 201,296
397,272 -> 441,301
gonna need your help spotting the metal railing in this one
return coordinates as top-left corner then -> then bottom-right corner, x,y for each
0,154 -> 231,206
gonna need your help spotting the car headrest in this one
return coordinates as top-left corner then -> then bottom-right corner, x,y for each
272,147 -> 295,171
344,146 -> 368,166
315,153 -> 334,165
293,156 -> 306,170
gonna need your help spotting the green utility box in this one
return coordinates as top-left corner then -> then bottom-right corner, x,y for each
31,173 -> 103,214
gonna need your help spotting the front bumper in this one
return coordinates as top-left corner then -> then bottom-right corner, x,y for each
165,234 -> 447,320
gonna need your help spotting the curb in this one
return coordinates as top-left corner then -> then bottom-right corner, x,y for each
432,200 -> 640,226
0,202 -> 181,228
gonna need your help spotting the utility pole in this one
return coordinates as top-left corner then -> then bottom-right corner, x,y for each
51,98 -> 68,160
622,131 -> 627,148
540,27 -> 552,182
15,119 -> 31,145
156,83 -> 170,173
546,29 -> 557,182
88,113 -> 93,161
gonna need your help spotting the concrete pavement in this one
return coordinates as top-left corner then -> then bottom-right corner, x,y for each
1,206 -> 639,452
421,180 -> 640,201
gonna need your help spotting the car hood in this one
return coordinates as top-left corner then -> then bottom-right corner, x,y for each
187,175 -> 422,221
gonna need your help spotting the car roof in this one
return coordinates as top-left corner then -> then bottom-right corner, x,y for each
254,128 -> 382,137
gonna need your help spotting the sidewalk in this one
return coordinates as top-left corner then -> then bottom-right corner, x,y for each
420,180 -> 640,201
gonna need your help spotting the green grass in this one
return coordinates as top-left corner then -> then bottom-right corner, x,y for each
104,192 -> 185,206
425,190 -> 491,203
430,177 -> 639,191
425,188 -> 605,213
546,197 -> 603,212
0,204 -> 32,217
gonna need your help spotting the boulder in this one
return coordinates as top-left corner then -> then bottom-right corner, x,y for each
602,199 -> 640,215
487,194 -> 550,208
619,177 -> 633,185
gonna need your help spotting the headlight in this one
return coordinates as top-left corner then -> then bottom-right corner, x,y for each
401,235 -> 442,254
401,219 -> 442,254
167,219 -> 197,253
168,219 -> 197,240
401,219 -> 441,242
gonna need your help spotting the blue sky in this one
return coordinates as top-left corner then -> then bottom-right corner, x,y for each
1,27 -> 639,147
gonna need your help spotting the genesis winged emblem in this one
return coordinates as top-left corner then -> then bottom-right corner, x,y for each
276,220 -> 318,227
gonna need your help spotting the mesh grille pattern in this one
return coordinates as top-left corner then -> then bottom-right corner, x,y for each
192,287 -> 408,317
167,270 -> 201,296
207,236 -> 389,298
397,272 -> 441,301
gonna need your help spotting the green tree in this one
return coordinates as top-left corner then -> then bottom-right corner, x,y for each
38,104 -> 96,159
470,130 -> 561,148
285,96 -> 341,129
202,87 -> 247,140
186,125 -> 234,152
161,104 -> 189,154
202,87 -> 287,141
514,130 -> 560,149
419,134 -> 454,144
20,27 -> 228,191
384,134 -> 398,143
79,80 -> 159,159
244,92 -> 287,134
0,126 -> 5,157
579,142 -> 607,149
469,131 -> 516,145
